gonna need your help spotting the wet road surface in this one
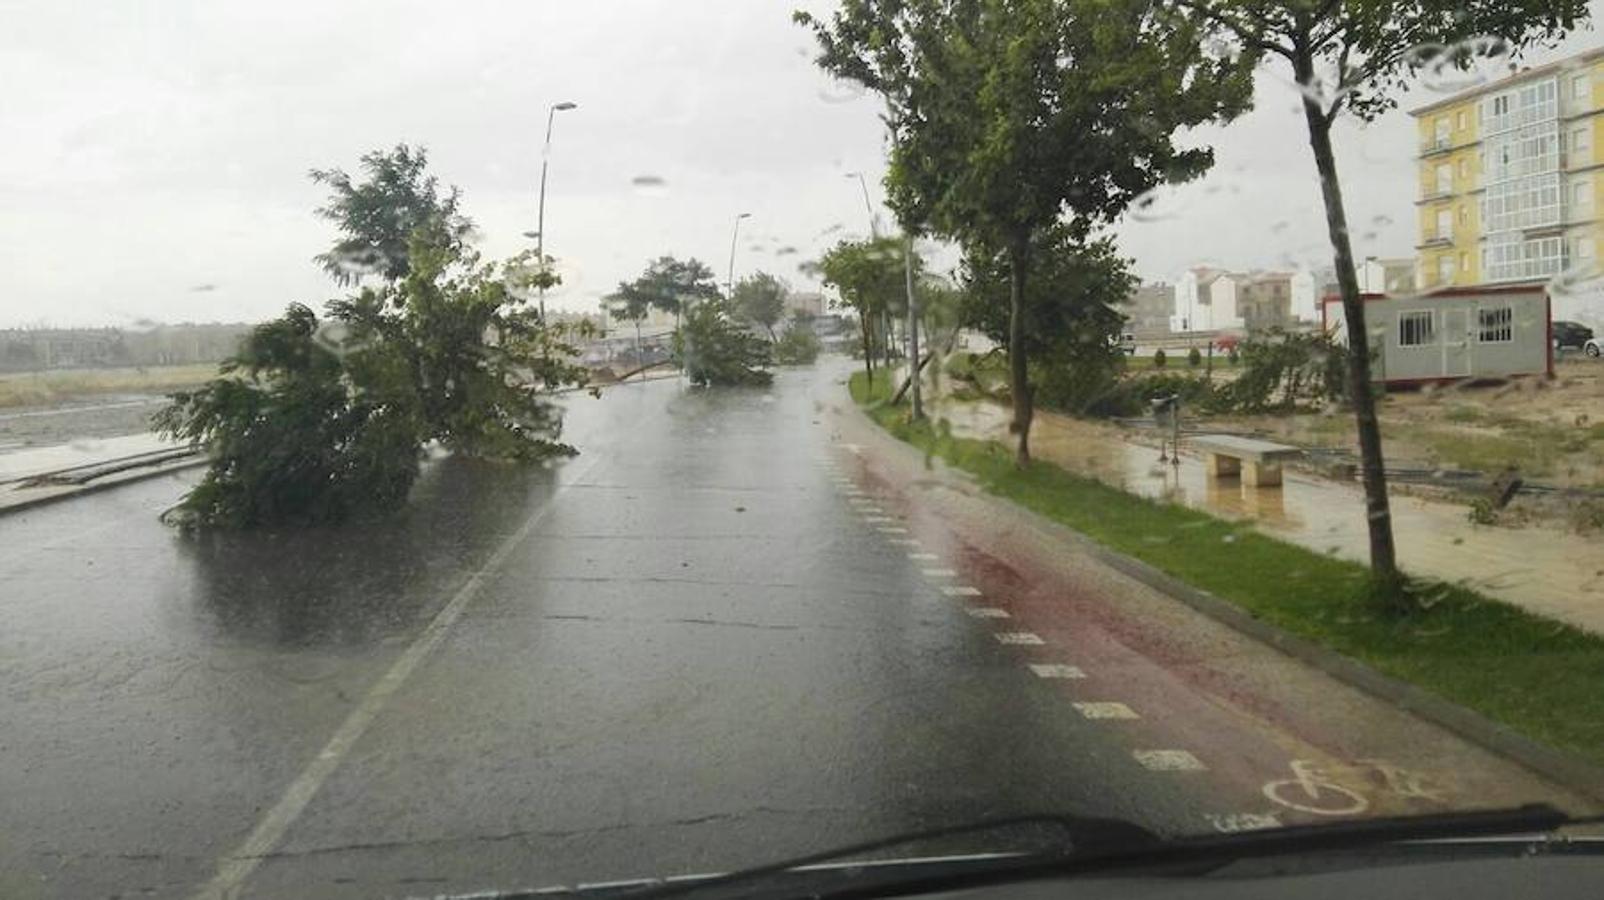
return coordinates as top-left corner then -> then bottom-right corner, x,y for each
0,363 -> 1589,898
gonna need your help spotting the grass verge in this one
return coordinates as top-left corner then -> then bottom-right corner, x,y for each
851,370 -> 1604,770
0,364 -> 218,408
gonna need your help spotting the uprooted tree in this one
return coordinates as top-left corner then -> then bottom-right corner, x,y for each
157,147 -> 588,529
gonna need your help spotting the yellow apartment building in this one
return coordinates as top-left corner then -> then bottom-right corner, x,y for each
1412,47 -> 1604,289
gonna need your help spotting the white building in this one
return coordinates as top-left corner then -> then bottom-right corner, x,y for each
1171,268 -> 1243,332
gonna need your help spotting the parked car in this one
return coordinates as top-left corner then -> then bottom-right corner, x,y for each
1553,320 -> 1595,353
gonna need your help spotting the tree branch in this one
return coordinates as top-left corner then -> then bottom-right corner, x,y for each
1170,0 -> 1297,60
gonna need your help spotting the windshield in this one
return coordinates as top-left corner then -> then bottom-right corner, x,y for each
4,2 -> 1604,898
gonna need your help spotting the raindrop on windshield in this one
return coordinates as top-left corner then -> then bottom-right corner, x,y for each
817,79 -> 866,104
1403,36 -> 1514,93
1128,184 -> 1190,222
631,175 -> 668,197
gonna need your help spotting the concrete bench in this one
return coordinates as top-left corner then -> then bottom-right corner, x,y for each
1190,434 -> 1302,488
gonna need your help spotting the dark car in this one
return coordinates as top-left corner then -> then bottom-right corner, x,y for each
1553,320 -> 1596,353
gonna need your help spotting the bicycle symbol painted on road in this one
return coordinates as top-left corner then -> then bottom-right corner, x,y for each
1260,758 -> 1448,817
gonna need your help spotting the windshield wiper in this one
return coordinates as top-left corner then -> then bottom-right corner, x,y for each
604,804 -> 1577,900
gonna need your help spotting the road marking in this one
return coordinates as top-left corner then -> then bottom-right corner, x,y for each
1207,813 -> 1282,833
966,607 -> 1010,619
941,586 -> 982,597
887,538 -> 921,547
843,489 -> 866,497
1073,702 -> 1139,720
1028,664 -> 1085,679
862,515 -> 895,523
908,552 -> 940,561
921,568 -> 957,578
994,632 -> 1044,645
189,455 -> 602,900
1133,749 -> 1206,771
1261,759 -> 1371,816
877,526 -> 909,534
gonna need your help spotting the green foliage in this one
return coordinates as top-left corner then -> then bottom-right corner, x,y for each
772,327 -> 822,366
154,304 -> 425,528
1227,345 -> 1240,366
961,227 -> 1134,416
1152,349 -> 1167,369
159,151 -> 586,529
1467,497 -> 1500,526
817,237 -> 916,376
673,303 -> 774,387
310,144 -> 473,286
732,272 -> 789,338
609,256 -> 722,321
1221,329 -> 1348,413
1187,346 -> 1203,368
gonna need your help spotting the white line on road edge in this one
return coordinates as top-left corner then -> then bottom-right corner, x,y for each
1027,664 -> 1085,679
877,526 -> 909,534
886,538 -> 921,547
908,552 -> 939,561
190,455 -> 603,900
941,585 -> 982,597
994,632 -> 1044,645
921,568 -> 957,578
1073,702 -> 1139,720
1132,749 -> 1207,771
1207,813 -> 1281,833
966,607 -> 1010,619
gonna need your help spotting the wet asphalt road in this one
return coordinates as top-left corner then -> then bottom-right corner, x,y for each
0,363 -> 1586,898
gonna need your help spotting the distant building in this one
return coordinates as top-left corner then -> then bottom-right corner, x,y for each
1171,268 -> 1242,332
785,291 -> 825,318
1315,258 -> 1418,299
1236,272 -> 1295,332
0,323 -> 252,372
1120,283 -> 1172,337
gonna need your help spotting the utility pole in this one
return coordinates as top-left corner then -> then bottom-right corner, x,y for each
534,101 -> 578,323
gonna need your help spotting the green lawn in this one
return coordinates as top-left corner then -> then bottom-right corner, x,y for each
851,371 -> 1604,769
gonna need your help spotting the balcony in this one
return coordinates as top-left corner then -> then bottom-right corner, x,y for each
1416,233 -> 1454,249
1419,135 -> 1454,156
1418,186 -> 1454,203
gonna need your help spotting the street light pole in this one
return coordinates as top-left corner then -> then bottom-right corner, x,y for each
726,212 -> 752,298
535,101 -> 578,323
844,172 -> 878,238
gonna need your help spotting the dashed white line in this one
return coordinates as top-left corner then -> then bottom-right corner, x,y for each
1027,664 -> 1085,679
941,586 -> 982,597
863,515 -> 895,524
994,632 -> 1044,645
1132,750 -> 1206,771
966,607 -> 1010,619
1206,813 -> 1281,833
1073,702 -> 1139,720
908,552 -> 940,561
887,538 -> 922,547
877,526 -> 909,534
921,568 -> 957,578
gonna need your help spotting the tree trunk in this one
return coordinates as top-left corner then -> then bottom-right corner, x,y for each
1295,48 -> 1400,586
860,310 -> 874,386
1007,246 -> 1032,465
906,232 -> 923,420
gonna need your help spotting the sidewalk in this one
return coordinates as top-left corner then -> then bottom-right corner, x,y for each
924,392 -> 1604,638
0,433 -> 201,514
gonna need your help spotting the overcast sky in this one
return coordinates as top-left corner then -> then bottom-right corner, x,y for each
2,1 -> 1601,328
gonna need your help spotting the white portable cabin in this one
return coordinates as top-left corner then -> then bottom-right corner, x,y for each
1320,286 -> 1552,385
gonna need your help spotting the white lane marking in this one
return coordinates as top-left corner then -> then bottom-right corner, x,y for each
941,586 -> 982,597
190,455 -> 603,900
921,568 -> 957,578
1073,702 -> 1139,720
877,526 -> 909,534
886,538 -> 922,547
1028,664 -> 1085,679
908,552 -> 940,561
862,515 -> 895,524
966,607 -> 1010,619
1207,813 -> 1282,833
994,632 -> 1044,645
1133,750 -> 1207,771
843,490 -> 867,497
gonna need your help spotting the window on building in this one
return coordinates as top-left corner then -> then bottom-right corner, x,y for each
1399,310 -> 1436,346
1436,254 -> 1454,284
1435,163 -> 1452,194
1576,237 -> 1596,261
1573,73 -> 1589,101
1457,158 -> 1469,180
1573,178 -> 1591,212
1456,109 -> 1468,131
1477,305 -> 1513,343
1435,208 -> 1452,238
1459,252 -> 1469,273
1435,117 -> 1449,144
1457,205 -> 1468,226
1573,126 -> 1591,161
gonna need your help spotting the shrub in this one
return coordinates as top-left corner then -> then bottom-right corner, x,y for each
674,303 -> 774,386
772,327 -> 822,365
1152,348 -> 1167,369
1187,346 -> 1203,367
1219,329 -> 1348,413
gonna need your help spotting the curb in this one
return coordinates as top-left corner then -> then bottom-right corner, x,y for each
0,455 -> 205,517
842,395 -> 1604,807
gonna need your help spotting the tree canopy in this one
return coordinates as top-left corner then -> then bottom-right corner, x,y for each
310,144 -> 474,286
732,271 -> 789,338
608,256 -> 723,321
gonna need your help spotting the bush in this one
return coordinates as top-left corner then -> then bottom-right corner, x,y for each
1227,346 -> 1240,366
772,327 -> 821,365
1187,346 -> 1203,367
1152,348 -> 1167,369
1218,329 -> 1348,413
674,303 -> 774,386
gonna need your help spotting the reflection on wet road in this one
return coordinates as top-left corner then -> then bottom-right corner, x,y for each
0,363 -> 1589,898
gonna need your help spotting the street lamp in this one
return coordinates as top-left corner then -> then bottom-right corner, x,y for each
727,212 -> 752,297
843,171 -> 878,238
535,100 -> 579,323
